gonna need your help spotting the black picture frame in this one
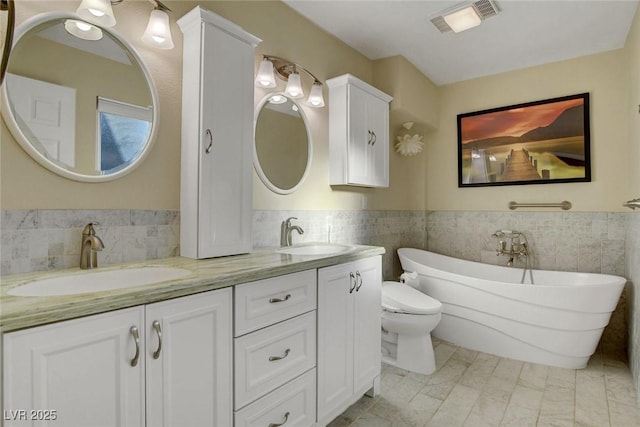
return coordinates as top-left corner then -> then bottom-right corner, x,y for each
457,93 -> 591,187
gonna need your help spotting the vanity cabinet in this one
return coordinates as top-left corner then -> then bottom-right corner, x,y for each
2,289 -> 232,427
327,74 -> 393,188
178,7 -> 261,259
233,270 -> 318,427
316,256 -> 382,425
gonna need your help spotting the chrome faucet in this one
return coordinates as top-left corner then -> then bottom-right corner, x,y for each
280,217 -> 304,247
80,222 -> 104,269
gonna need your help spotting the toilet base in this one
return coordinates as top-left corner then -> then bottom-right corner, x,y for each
381,332 -> 437,375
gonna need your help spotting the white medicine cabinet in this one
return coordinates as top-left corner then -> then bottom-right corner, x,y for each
327,74 -> 393,188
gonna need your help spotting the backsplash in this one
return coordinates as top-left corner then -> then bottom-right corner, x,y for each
1,210 -> 180,275
0,209 -> 427,279
426,210 -> 626,275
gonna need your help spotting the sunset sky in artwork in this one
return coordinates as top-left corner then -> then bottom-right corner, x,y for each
460,98 -> 584,144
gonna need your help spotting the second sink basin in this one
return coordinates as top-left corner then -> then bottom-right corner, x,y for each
8,267 -> 193,297
276,243 -> 353,256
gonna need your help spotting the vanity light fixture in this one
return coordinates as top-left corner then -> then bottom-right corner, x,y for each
71,0 -> 174,49
255,55 -> 325,108
430,0 -> 500,34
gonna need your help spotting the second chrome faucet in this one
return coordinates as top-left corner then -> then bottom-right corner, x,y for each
280,217 -> 304,247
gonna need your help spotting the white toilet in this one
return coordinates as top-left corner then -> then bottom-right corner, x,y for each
381,280 -> 442,375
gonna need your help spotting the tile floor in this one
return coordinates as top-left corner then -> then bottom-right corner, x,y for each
328,339 -> 640,427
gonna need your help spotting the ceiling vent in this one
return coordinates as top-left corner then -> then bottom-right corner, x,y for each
430,0 -> 500,33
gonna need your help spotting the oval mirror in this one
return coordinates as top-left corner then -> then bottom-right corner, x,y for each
1,12 -> 159,182
254,93 -> 312,194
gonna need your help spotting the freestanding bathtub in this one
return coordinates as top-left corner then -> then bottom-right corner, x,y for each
397,248 -> 627,369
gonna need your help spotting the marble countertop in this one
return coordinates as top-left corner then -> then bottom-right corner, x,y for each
0,244 -> 385,333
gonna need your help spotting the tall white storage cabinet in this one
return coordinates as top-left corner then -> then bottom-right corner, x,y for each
178,7 -> 261,259
327,74 -> 392,188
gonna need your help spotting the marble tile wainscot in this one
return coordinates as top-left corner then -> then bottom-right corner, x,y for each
1,210 -> 180,275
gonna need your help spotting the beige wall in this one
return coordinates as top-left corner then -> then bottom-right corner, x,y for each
1,0 -> 384,210
1,1 -> 634,214
427,49 -> 630,212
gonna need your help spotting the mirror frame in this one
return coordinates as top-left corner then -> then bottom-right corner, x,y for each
0,12 -> 160,182
253,92 -> 313,195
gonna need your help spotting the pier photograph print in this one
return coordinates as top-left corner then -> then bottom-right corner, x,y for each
457,93 -> 591,187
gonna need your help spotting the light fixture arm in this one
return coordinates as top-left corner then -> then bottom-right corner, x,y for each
262,55 -> 322,86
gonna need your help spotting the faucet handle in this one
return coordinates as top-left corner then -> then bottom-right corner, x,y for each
284,217 -> 298,225
82,222 -> 100,235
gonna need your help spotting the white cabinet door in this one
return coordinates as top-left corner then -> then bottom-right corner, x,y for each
366,95 -> 390,188
178,7 -> 261,259
346,84 -> 370,185
327,74 -> 392,188
353,257 -> 382,393
146,288 -> 232,427
3,307 -> 145,427
317,262 -> 355,421
317,256 -> 382,424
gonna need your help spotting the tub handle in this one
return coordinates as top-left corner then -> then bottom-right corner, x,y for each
349,272 -> 356,293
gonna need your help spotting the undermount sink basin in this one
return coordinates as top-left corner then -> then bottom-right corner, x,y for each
8,267 -> 193,297
276,243 -> 353,256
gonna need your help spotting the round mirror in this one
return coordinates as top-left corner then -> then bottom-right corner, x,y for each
1,12 -> 159,182
254,93 -> 312,194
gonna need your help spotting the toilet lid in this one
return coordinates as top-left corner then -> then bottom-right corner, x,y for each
381,281 -> 441,315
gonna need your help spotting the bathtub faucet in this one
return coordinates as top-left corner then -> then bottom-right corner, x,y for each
491,230 -> 534,284
492,230 -> 529,264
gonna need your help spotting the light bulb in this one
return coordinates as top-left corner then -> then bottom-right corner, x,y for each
64,19 -> 103,41
305,82 -> 325,108
142,9 -> 174,50
285,72 -> 304,99
255,58 -> 277,88
76,0 -> 116,27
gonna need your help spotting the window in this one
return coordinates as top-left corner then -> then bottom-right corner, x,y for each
97,97 -> 152,173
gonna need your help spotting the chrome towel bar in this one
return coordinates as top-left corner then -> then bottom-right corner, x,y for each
508,201 -> 572,210
623,198 -> 640,210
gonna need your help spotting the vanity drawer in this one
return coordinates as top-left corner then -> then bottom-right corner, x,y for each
234,368 -> 316,427
234,270 -> 316,336
234,311 -> 316,409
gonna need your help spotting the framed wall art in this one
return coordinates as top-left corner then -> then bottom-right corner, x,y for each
457,93 -> 591,187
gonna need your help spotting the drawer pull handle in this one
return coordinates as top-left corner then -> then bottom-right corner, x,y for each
269,348 -> 290,362
152,320 -> 162,359
130,326 -> 140,367
349,272 -> 356,293
269,294 -> 291,303
268,411 -> 290,427
355,271 -> 363,292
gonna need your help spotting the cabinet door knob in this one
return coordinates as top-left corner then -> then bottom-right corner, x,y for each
349,272 -> 356,293
129,326 -> 140,367
269,294 -> 292,303
268,412 -> 290,427
205,129 -> 213,154
152,320 -> 163,359
268,348 -> 290,362
355,271 -> 363,292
